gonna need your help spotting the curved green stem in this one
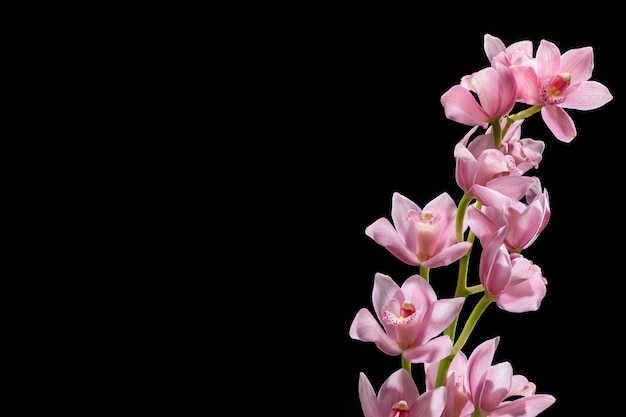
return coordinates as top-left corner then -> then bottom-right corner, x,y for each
490,118 -> 503,149
508,105 -> 542,122
419,265 -> 430,283
466,284 -> 484,294
435,293 -> 493,387
451,293 -> 493,356
455,193 -> 472,243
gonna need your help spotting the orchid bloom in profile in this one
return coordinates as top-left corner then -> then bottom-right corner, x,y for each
424,352 -> 473,417
441,62 -> 517,129
454,127 -> 537,200
478,226 -> 548,313
358,368 -> 447,417
365,192 -> 472,268
464,337 -> 556,417
510,39 -> 613,142
349,272 -> 464,364
468,177 -> 550,252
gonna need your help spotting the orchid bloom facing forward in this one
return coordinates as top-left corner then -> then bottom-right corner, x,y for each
510,39 -> 613,142
464,337 -> 555,417
478,226 -> 548,313
365,192 -> 472,268
349,272 -> 464,364
358,369 -> 447,417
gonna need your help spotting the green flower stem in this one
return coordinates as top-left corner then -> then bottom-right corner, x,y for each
508,105 -> 542,122
466,284 -> 484,294
451,293 -> 493,356
435,293 -> 493,387
401,355 -> 411,376
441,192 -> 475,371
441,250 -> 471,366
420,265 -> 430,283
434,355 -> 452,388
490,118 -> 503,149
455,193 -> 472,243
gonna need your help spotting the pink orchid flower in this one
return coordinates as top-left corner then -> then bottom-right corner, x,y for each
349,272 -> 465,364
468,177 -> 550,252
510,39 -> 613,142
479,226 -> 548,313
424,352 -> 474,417
454,127 -> 537,199
441,62 -> 517,129
358,368 -> 447,417
460,34 -> 533,103
365,192 -> 472,268
464,337 -> 555,417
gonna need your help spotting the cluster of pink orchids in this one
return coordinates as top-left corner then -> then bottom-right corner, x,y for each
348,34 -> 613,417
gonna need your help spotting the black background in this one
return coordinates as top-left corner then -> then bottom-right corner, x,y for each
285,14 -> 623,417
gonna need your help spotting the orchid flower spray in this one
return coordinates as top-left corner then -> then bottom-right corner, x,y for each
348,33 -> 613,417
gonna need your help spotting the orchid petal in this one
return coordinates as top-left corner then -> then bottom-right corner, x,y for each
415,387 -> 448,417
510,65 -> 543,105
496,278 -> 547,313
560,46 -> 593,85
470,184 -> 516,213
390,192 -> 420,241
402,335 -> 453,364
541,105 -> 576,143
358,373 -> 383,417
535,40 -> 560,81
421,242 -> 472,269
416,297 -> 465,343
400,274 -> 437,306
484,176 -> 536,200
349,308 -> 401,356
466,337 -> 499,399
484,34 -> 506,62
365,218 -> 421,266
477,361 -> 513,411
378,368 -> 420,412
488,394 -> 556,417
372,273 -> 404,322
466,206 -> 499,243
510,375 -> 536,397
471,67 -> 502,116
561,80 -> 613,110
441,85 -> 490,127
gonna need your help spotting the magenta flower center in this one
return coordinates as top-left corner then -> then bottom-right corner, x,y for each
382,300 -> 419,350
540,73 -> 570,105
383,300 -> 417,325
